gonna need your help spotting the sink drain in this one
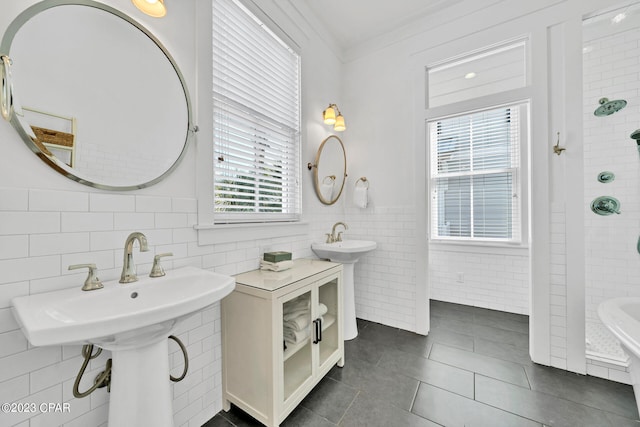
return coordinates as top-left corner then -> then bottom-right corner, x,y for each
130,292 -> 138,299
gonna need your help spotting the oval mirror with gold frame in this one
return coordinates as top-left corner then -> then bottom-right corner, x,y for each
311,135 -> 347,205
0,0 -> 193,190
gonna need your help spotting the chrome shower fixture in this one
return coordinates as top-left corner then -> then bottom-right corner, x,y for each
631,129 -> 640,155
594,97 -> 627,116
597,171 -> 615,183
591,196 -> 621,216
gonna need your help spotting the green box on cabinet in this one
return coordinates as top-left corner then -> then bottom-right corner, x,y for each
263,251 -> 292,263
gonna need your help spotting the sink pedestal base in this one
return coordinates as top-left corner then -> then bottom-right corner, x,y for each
108,338 -> 174,427
341,261 -> 358,340
311,240 -> 377,340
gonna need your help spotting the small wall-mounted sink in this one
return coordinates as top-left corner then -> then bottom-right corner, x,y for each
11,266 -> 235,427
311,240 -> 377,264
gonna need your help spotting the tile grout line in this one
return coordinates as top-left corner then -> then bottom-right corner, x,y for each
408,380 -> 421,413
523,362 -> 532,390
335,389 -> 359,426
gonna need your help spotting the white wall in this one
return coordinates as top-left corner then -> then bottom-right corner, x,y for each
341,0 -> 545,328
339,0 -> 631,375
429,247 -> 530,314
2,0 -> 637,425
0,1 -> 346,426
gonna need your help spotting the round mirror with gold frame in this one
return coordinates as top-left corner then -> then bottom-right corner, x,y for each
311,135 -> 347,205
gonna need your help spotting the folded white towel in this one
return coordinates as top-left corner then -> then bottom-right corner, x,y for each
284,326 -> 311,344
354,185 -> 368,208
283,308 -> 310,321
320,178 -> 334,201
260,259 -> 295,272
284,313 -> 311,331
284,296 -> 309,312
317,303 -> 328,317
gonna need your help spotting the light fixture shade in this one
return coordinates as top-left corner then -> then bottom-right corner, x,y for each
333,114 -> 346,132
132,0 -> 167,18
323,106 -> 336,125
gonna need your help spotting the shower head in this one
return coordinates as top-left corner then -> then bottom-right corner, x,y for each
594,97 -> 627,116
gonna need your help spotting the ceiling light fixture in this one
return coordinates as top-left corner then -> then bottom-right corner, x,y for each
611,12 -> 626,23
132,0 -> 167,18
323,103 -> 346,132
465,72 -> 476,79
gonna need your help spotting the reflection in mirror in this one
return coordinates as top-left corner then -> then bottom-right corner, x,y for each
312,135 -> 347,205
1,1 -> 192,190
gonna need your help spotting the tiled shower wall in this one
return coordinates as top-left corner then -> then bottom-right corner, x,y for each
583,27 -> 640,328
0,187 -> 313,427
581,23 -> 640,383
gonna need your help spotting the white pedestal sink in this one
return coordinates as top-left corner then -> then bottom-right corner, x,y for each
11,266 -> 235,427
311,240 -> 377,340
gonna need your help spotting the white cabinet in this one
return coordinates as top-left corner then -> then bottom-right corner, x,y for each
221,259 -> 344,427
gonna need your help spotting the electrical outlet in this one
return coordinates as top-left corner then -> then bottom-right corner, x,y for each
456,272 -> 464,283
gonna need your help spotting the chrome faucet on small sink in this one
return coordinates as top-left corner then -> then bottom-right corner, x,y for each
120,232 -> 149,283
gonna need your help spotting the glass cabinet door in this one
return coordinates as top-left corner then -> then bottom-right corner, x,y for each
316,277 -> 340,368
282,290 -> 313,402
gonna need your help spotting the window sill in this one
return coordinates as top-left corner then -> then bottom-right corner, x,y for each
429,239 -> 529,256
195,221 -> 310,246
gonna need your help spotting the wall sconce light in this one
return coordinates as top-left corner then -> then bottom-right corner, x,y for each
132,0 -> 167,18
323,103 -> 346,132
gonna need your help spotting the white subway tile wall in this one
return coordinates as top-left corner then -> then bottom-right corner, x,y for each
549,202 -> 568,369
429,247 -> 529,315
306,205 -> 419,332
0,188 -> 317,427
349,207 -> 418,331
586,358 -> 632,385
583,26 -> 640,372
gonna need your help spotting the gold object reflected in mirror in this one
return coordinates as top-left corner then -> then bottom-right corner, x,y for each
1,0 -> 193,190
26,107 -> 76,167
309,135 -> 347,205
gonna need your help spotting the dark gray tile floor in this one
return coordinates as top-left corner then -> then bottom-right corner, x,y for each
204,300 -> 639,427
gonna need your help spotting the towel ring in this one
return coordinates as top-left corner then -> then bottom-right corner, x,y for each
0,55 -> 13,121
355,177 -> 369,188
323,175 -> 336,185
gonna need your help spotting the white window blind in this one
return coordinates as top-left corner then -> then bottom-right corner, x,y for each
213,0 -> 301,223
429,104 -> 524,242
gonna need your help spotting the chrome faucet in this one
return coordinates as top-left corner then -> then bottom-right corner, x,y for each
120,232 -> 149,283
326,222 -> 348,243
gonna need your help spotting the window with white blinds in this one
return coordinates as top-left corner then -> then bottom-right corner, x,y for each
213,0 -> 301,223
429,104 -> 525,242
